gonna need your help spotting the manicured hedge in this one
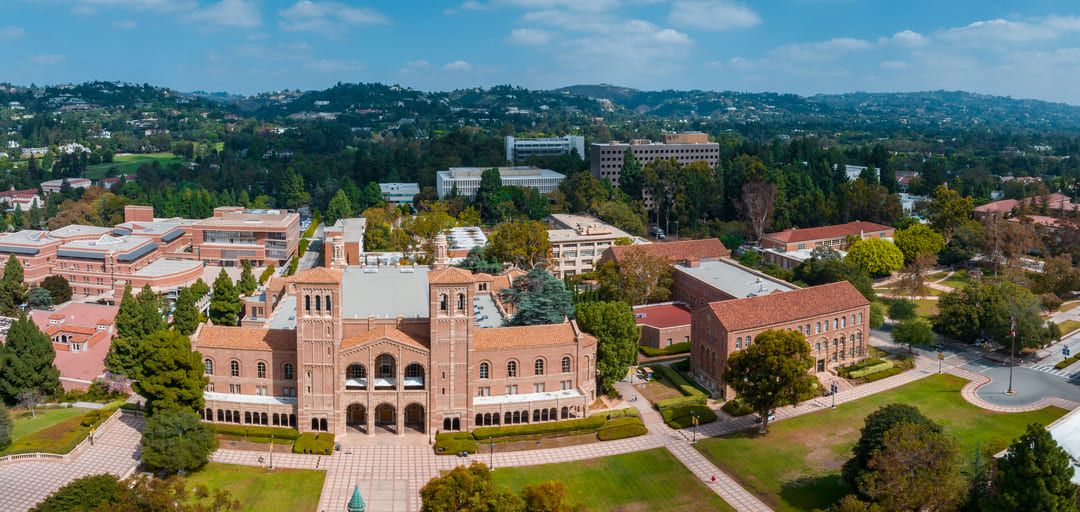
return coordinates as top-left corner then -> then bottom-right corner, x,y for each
661,405 -> 717,429
639,342 -> 691,358
435,432 -> 478,454
847,361 -> 894,379
655,394 -> 707,410
597,423 -> 648,441
837,358 -> 887,377
721,399 -> 754,417
298,239 -> 310,257
212,424 -> 300,441
860,367 -> 904,383
293,432 -> 334,454
473,415 -> 607,440
651,365 -> 707,399
302,219 -> 319,239
78,404 -> 120,428
1057,356 -> 1080,370
435,410 -> 646,454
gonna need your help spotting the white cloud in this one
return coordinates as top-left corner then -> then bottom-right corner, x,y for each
28,54 -> 66,65
0,26 -> 25,40
880,60 -> 908,70
507,28 -> 552,45
771,37 -> 872,61
72,0 -> 197,12
887,29 -> 927,48
111,19 -> 137,29
304,59 -> 364,73
444,60 -> 473,71
187,0 -> 261,28
279,1 -> 388,33
941,18 -> 1057,44
400,60 -> 431,73
668,1 -> 760,31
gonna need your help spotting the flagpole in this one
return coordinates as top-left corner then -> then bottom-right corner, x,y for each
1006,315 -> 1016,396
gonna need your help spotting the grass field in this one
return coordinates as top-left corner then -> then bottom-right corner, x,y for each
1,407 -> 94,456
84,152 -> 182,179
1061,301 -> 1080,313
492,448 -> 736,512
183,463 -> 325,512
1060,320 -> 1080,336
915,298 -> 939,317
938,270 -> 972,290
694,374 -> 1066,512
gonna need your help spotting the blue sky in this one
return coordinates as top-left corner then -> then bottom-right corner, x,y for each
5,1 -> 1080,103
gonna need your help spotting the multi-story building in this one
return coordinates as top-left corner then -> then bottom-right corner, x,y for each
690,282 -> 870,398
192,234 -> 597,440
0,187 -> 42,211
589,132 -> 719,209
323,218 -> 366,267
191,207 -> 301,267
505,135 -> 585,163
759,221 -> 894,269
30,303 -> 119,390
379,183 -> 420,207
633,302 -> 691,350
435,167 -> 565,199
547,214 -> 631,278
40,177 -> 91,194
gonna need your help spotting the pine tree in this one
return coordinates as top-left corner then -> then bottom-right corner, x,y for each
171,287 -> 200,336
0,255 -> 26,316
984,424 -> 1078,512
27,204 -> 41,229
325,189 -> 353,224
618,148 -> 644,200
209,269 -> 241,326
11,205 -> 23,230
136,284 -> 165,334
236,261 -> 257,296
114,283 -> 141,339
0,314 -> 60,403
132,330 -> 207,415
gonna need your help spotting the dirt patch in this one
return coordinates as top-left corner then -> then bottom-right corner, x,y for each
804,445 -> 845,471
635,378 -> 684,403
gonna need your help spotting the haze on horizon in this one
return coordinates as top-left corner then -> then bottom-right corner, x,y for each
4,0 -> 1080,104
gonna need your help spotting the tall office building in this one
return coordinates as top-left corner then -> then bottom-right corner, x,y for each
589,132 -> 720,209
505,135 -> 585,163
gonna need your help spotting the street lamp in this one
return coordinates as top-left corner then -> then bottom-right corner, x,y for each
831,383 -> 838,409
489,436 -> 494,470
690,410 -> 699,443
1006,316 -> 1017,396
269,434 -> 274,470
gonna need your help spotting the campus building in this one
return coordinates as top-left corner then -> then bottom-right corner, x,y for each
379,183 -> 420,207
759,221 -> 895,270
588,132 -> 719,209
504,135 -> 585,163
191,234 -> 597,439
322,218 -> 366,267
435,167 -> 565,199
29,302 -> 119,390
190,207 -> 301,267
547,214 -> 632,278
633,302 -> 691,350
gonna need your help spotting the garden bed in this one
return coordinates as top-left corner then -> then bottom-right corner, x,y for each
434,409 -> 646,455
1,403 -> 121,457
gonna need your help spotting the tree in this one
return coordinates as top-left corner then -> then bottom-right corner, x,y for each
281,167 -> 310,209
25,287 -> 53,309
171,287 -> 200,336
0,404 -> 11,450
140,408 -> 217,474
933,279 -> 1058,348
114,284 -> 142,340
136,284 -> 165,334
521,481 -> 584,512
856,422 -> 965,512
618,148 -> 643,200
596,247 -> 673,306
845,238 -> 904,278
735,179 -> 778,242
474,167 -> 508,224
500,269 -> 573,326
895,253 -> 937,299
1036,255 -> 1080,299
325,189 -> 353,224
105,337 -> 141,379
575,301 -> 640,394
593,200 -> 647,236
30,474 -> 125,512
236,260 -> 257,296
17,389 -> 44,418
209,269 -> 241,327
0,254 -> 26,315
887,299 -> 917,321
259,264 -> 276,285
792,247 -> 876,301
486,220 -> 551,268
984,424 -> 1077,512
869,302 -> 885,329
40,275 -> 72,304
893,224 -> 945,264
925,185 -> 974,242
457,247 -> 503,274
725,329 -> 816,433
0,315 -> 59,404
842,404 -> 942,489
892,317 -> 934,353
419,462 -> 523,512
132,330 -> 207,414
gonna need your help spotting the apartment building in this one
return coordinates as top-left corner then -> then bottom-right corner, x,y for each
435,167 -> 565,198
191,207 -> 301,267
547,214 -> 631,278
505,135 -> 585,163
759,221 -> 894,269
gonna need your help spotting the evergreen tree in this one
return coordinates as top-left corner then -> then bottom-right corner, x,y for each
209,269 -> 241,326
0,314 -> 60,403
575,301 -> 640,394
325,189 -> 353,223
40,275 -> 72,304
11,205 -> 23,230
281,167 -> 310,209
132,330 -> 207,414
140,408 -> 217,474
0,404 -> 11,450
500,269 -> 574,326
843,404 -> 942,489
984,424 -> 1078,512
27,204 -> 41,229
0,255 -> 26,315
105,337 -> 141,379
474,167 -> 505,223
618,148 -> 644,200
25,287 -> 53,309
171,287 -> 200,336
114,284 -> 142,339
236,261 -> 257,296
136,285 -> 164,334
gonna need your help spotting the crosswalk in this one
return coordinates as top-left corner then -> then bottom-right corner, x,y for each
1029,363 -> 1080,379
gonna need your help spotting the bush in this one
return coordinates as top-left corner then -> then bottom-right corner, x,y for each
721,399 -> 754,417
286,256 -> 299,276
1056,356 -> 1079,370
655,394 -> 707,410
597,423 -> 648,441
30,474 -> 123,512
661,405 -> 717,429
650,365 -> 707,399
258,265 -> 276,285
671,359 -> 691,373
434,437 -> 478,454
298,239 -> 310,257
639,342 -> 691,357
836,358 -> 887,377
473,415 -> 606,440
211,424 -> 300,441
847,361 -> 894,379
293,432 -> 335,454
141,409 -> 217,474
860,367 -> 904,383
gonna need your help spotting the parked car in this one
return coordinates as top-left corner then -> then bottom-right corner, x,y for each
650,226 -> 666,239
754,411 -> 776,423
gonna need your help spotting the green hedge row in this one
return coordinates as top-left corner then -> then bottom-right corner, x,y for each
721,399 -> 754,417
1057,356 -> 1080,370
212,424 -> 300,441
847,361 -> 894,379
597,423 -> 648,441
78,404 -> 120,428
860,367 -> 904,383
435,410 -> 646,454
293,433 -> 334,454
434,432 -> 478,454
473,415 -> 607,440
661,405 -> 718,429
655,394 -> 707,410
302,219 -> 320,239
836,358 -> 887,377
651,365 -> 707,399
639,342 -> 691,357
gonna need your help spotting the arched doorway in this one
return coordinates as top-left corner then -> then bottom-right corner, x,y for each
346,404 -> 367,434
374,404 -> 396,434
404,403 -> 425,433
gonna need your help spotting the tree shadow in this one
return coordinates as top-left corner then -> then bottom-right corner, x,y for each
778,473 -> 849,511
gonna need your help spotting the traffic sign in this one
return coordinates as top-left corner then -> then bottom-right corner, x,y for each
938,352 -> 944,360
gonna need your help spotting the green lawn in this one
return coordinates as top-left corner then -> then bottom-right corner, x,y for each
694,374 -> 1066,512
493,448 -> 735,512
1060,320 -> 1080,336
1061,301 -> 1080,313
9,406 -> 88,441
84,152 -> 182,179
1,407 -> 95,456
939,270 -> 972,290
915,298 -> 939,317
183,463 -> 325,512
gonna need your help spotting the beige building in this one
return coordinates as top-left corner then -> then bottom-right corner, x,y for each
547,214 -> 632,278
589,132 -> 719,209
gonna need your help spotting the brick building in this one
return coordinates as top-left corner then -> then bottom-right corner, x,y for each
632,303 -> 691,349
190,207 -> 301,267
759,221 -> 894,269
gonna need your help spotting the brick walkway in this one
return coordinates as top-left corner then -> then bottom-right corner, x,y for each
1,412 -> 145,512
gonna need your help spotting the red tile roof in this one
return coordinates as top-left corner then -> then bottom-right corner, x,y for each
603,239 -> 729,265
472,322 -> 593,350
195,325 -> 295,351
633,303 -> 692,329
428,266 -> 476,284
341,325 -> 429,351
763,221 -> 893,244
974,199 -> 1019,214
288,267 -> 342,284
705,281 -> 869,332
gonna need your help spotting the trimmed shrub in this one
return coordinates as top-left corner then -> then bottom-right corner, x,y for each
597,423 -> 648,441
212,424 -> 300,441
661,405 -> 717,429
847,361 -> 894,379
639,342 -> 691,357
293,432 -> 334,454
473,415 -> 606,440
655,394 -> 707,410
671,359 -> 691,373
258,265 -> 276,285
298,239 -> 310,257
434,434 -> 478,454
650,365 -> 707,399
721,399 -> 754,417
1056,356 -> 1079,370
860,367 -> 904,383
836,358 -> 887,377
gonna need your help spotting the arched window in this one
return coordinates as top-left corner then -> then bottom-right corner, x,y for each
561,356 -> 571,373
257,361 -> 267,379
805,324 -> 811,333
797,325 -> 803,334
439,294 -> 448,312
204,359 -> 214,375
841,317 -> 847,328
315,295 -> 321,312
736,336 -> 742,349
404,364 -> 425,388
534,358 -> 545,376
507,360 -> 518,378
311,418 -> 319,431
456,294 -> 465,311
376,354 -> 395,379
479,362 -> 489,379
346,364 -> 367,390
858,312 -> 863,324
815,342 -> 821,352
230,360 -> 240,377
443,418 -> 452,431
505,412 -> 512,424
283,363 -> 294,380
833,318 -> 839,329
304,295 -> 310,312
325,295 -> 332,312
816,322 -> 821,334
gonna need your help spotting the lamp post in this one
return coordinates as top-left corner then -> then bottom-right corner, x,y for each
938,352 -> 944,374
1006,316 -> 1017,396
691,410 -> 698,443
269,434 -> 274,470
830,383 -> 837,409
489,436 -> 494,470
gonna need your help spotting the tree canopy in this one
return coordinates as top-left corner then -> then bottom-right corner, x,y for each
842,404 -> 943,490
131,330 -> 207,414
844,238 -> 904,278
984,423 -> 1078,512
595,247 -> 673,306
237,260 -> 257,296
575,301 -> 640,394
500,269 -> 573,326
0,314 -> 60,404
893,223 -> 945,264
140,408 -> 217,474
855,422 -> 965,512
933,279 -> 1058,348
171,287 -> 200,336
419,462 -> 523,512
40,275 -> 73,304
486,220 -> 551,268
209,269 -> 241,327
725,329 -> 816,433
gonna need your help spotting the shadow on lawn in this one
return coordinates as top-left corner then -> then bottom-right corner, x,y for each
778,473 -> 849,511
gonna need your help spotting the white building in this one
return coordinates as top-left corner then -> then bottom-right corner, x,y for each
379,183 -> 420,207
505,135 -> 585,163
40,178 -> 91,194
547,214 -> 633,278
435,166 -> 565,199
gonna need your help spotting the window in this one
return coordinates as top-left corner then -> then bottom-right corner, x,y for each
456,293 -> 465,310
325,294 -> 332,312
506,384 -> 517,395
479,362 -> 489,379
736,336 -> 742,349
230,360 -> 240,377
507,360 -> 518,378
561,356 -> 571,373
283,363 -> 294,380
204,359 -> 214,375
257,362 -> 266,379
816,322 -> 821,334
561,380 -> 572,390
304,295 -> 310,312
477,386 -> 490,397
439,294 -> 448,312
534,358 -> 545,376
533,383 -> 545,393
229,383 -> 240,394
315,295 -> 321,312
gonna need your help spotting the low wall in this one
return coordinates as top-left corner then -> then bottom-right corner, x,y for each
0,407 -> 125,466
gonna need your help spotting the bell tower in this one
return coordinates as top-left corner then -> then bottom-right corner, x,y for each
427,265 -> 474,433
292,267 -> 344,434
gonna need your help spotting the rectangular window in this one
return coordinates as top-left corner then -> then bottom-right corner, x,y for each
229,383 -> 240,394
533,383 -> 545,393
506,384 -> 517,395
